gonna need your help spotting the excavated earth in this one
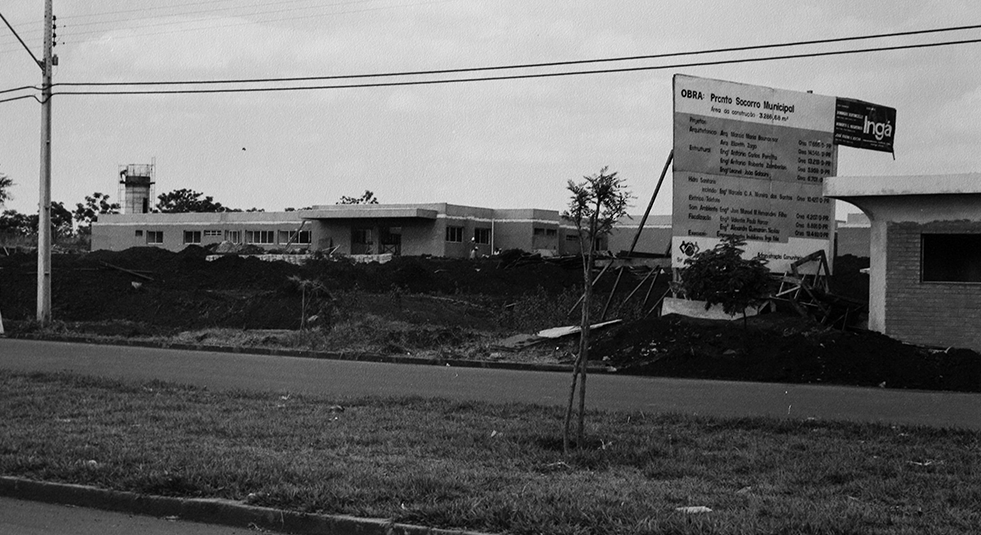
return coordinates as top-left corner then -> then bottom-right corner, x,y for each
0,247 -> 978,392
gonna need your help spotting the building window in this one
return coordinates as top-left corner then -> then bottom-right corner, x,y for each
533,227 -> 546,236
225,230 -> 241,243
203,230 -> 222,238
146,231 -> 163,245
565,235 -> 579,242
183,231 -> 202,244
135,230 -> 143,237
474,227 -> 491,245
446,226 -> 464,243
922,234 -> 981,283
546,228 -> 557,237
246,230 -> 276,244
279,230 -> 312,245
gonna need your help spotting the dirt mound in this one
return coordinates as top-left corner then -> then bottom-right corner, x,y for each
3,247 -> 978,392
593,313 -> 981,392
0,248 -> 586,330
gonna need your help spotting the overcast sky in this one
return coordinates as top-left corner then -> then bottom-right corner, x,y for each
1,0 -> 979,218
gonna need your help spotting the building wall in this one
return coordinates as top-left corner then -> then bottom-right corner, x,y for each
311,218 -> 442,256
491,208 -> 560,255
835,213 -> 871,257
884,220 -> 981,350
835,226 -> 871,257
94,212 -> 308,252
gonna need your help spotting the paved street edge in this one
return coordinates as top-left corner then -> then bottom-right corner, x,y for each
0,476 -> 491,535
5,333 -> 618,374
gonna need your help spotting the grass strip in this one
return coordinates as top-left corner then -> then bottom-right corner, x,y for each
1,370 -> 979,534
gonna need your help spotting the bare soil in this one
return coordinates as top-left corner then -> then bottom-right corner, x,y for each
1,247 -> 978,392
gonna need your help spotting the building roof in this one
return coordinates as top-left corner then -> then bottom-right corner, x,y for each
825,173 -> 981,198
298,205 -> 439,220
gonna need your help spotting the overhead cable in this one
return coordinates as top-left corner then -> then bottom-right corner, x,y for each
47,38 -> 981,97
52,23 -> 981,88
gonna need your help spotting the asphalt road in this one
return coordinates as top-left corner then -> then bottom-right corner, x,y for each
0,497 -> 254,535
2,338 -> 979,430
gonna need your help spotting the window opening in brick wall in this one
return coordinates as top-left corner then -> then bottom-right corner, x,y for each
446,226 -> 463,242
203,230 -> 222,237
135,230 -> 143,237
183,230 -> 202,244
246,230 -> 276,244
146,231 -> 163,245
474,227 -> 491,244
922,233 -> 981,283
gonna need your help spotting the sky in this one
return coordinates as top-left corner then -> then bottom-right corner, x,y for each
1,0 -> 979,219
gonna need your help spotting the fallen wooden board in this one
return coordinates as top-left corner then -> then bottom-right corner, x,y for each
492,319 -> 623,351
536,319 -> 623,339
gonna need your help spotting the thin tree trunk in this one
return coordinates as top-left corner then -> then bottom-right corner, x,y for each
575,210 -> 599,448
577,323 -> 589,445
563,355 -> 580,455
577,247 -> 593,446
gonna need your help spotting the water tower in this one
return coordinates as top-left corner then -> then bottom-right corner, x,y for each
118,160 -> 156,214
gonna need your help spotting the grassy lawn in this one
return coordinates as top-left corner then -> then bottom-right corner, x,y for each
1,370 -> 978,534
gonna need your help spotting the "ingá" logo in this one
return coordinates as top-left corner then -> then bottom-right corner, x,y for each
863,114 -> 893,141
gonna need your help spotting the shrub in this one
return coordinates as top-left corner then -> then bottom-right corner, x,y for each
681,235 -> 772,316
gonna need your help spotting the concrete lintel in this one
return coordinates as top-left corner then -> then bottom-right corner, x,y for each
299,207 -> 439,220
825,173 -> 981,198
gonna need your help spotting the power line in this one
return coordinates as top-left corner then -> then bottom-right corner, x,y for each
0,0 -> 454,53
51,23 -> 981,88
59,0 -> 454,44
59,0 -> 377,28
0,11 -> 41,68
56,0 -> 334,22
0,85 -> 41,95
0,93 -> 41,105
44,38 -> 981,97
2,0 -> 452,48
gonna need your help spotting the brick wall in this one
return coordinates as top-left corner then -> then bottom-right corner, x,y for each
885,221 -> 981,350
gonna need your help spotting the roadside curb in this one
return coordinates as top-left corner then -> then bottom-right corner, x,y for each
3,333 -> 617,375
0,476 -> 491,535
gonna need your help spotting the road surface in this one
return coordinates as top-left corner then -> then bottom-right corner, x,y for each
0,497 -> 253,535
2,338 -> 978,429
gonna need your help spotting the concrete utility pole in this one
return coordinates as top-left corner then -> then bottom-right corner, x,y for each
37,0 -> 54,323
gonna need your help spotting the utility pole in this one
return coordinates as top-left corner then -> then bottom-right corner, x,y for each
37,0 -> 55,323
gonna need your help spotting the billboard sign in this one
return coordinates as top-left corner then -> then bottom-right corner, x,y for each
833,98 -> 897,153
672,74 -> 837,273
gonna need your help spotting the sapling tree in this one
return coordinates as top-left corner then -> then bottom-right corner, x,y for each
681,235 -> 772,325
288,276 -> 328,330
563,167 -> 630,454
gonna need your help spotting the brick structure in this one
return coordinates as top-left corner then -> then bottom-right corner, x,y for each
884,220 -> 981,350
826,174 -> 981,351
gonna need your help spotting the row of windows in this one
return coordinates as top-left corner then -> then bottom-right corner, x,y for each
136,229 -> 311,246
532,227 -> 558,237
442,226 -> 493,244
